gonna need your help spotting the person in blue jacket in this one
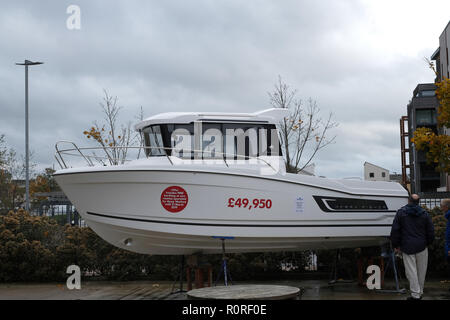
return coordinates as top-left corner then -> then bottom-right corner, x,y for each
390,194 -> 435,300
441,199 -> 450,264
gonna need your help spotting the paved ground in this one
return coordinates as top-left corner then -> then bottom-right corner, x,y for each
0,279 -> 449,300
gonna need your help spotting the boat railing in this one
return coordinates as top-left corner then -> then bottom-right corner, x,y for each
54,140 -> 279,173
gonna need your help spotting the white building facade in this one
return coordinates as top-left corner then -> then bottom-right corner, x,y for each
364,162 -> 390,182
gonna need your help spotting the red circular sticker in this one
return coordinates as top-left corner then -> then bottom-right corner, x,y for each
161,186 -> 188,213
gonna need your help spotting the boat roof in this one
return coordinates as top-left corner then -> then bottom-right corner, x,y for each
134,108 -> 290,131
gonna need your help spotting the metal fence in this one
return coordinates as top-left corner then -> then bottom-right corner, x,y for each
419,192 -> 450,209
33,191 -> 85,227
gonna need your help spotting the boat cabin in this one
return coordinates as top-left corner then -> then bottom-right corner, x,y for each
134,108 -> 288,160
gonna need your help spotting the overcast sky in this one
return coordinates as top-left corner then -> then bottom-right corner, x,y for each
0,0 -> 449,178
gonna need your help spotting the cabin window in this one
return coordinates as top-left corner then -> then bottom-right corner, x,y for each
142,125 -> 166,156
167,124 -> 195,159
222,123 -> 279,159
143,122 -> 281,160
201,123 -> 223,159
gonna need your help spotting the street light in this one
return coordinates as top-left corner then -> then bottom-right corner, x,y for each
15,60 -> 43,212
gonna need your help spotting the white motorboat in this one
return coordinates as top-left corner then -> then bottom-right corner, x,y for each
54,108 -> 408,255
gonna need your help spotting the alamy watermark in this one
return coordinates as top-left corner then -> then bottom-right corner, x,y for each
366,265 -> 381,290
64,263 -> 380,290
166,124 -> 282,175
66,5 -> 81,30
66,264 -> 81,290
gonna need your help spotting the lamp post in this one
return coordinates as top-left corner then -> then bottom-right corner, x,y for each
15,60 -> 43,212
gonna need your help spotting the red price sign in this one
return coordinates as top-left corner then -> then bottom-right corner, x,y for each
161,186 -> 188,213
227,198 -> 272,210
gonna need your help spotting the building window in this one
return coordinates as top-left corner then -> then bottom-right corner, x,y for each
420,163 -> 440,179
416,109 -> 437,126
369,172 -> 374,178
420,90 -> 436,97
382,172 -> 386,178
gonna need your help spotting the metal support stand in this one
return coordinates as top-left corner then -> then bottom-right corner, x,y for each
375,242 -> 406,294
328,249 -> 353,285
170,255 -> 187,294
214,238 -> 233,286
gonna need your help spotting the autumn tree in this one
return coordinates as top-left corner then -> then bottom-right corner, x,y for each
412,62 -> 450,173
269,77 -> 338,174
0,135 -> 12,213
0,135 -> 42,214
0,136 -> 31,213
83,90 -> 138,165
30,168 -> 61,211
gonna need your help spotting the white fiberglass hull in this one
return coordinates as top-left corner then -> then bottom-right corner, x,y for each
54,165 -> 408,255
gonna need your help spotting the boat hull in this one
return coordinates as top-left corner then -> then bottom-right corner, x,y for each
54,169 -> 408,255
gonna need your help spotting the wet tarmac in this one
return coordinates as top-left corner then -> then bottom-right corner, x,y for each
0,279 -> 449,300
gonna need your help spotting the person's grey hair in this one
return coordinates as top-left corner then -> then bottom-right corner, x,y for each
441,198 -> 450,208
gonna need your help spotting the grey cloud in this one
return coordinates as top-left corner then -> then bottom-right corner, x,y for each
0,0 -> 446,178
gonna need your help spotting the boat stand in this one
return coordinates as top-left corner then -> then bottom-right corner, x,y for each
328,249 -> 354,285
375,242 -> 406,294
214,238 -> 233,286
170,255 -> 187,294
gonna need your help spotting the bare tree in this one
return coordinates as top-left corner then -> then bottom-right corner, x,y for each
135,106 -> 145,159
269,76 -> 338,174
83,90 -> 139,165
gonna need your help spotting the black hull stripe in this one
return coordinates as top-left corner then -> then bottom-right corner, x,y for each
54,169 -> 409,198
86,211 -> 392,228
